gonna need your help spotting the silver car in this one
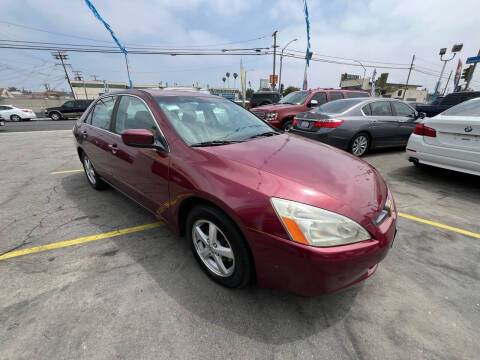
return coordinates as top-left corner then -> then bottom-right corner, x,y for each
291,97 -> 425,156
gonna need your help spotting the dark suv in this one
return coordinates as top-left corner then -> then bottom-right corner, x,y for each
45,99 -> 93,120
416,92 -> 480,117
249,91 -> 281,109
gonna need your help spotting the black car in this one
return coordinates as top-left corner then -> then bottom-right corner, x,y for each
416,92 -> 480,117
248,91 -> 280,109
45,99 -> 93,120
291,98 -> 425,156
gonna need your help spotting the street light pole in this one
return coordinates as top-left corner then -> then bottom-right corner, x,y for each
272,31 -> 278,91
432,44 -> 463,101
278,38 -> 298,96
353,60 -> 366,89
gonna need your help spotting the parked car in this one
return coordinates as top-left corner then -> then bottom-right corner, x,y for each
416,92 -> 480,118
73,89 -> 397,296
45,99 -> 93,120
291,98 -> 424,156
0,105 -> 36,121
407,97 -> 480,176
407,101 -> 424,110
248,91 -> 281,109
250,89 -> 369,131
0,114 -> 4,127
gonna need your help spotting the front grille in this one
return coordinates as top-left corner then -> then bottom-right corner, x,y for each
252,111 -> 266,119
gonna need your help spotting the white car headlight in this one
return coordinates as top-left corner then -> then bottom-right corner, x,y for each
265,112 -> 278,121
270,197 -> 371,247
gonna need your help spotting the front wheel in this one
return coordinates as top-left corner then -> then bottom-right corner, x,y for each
349,133 -> 370,157
282,120 -> 293,132
187,204 -> 253,288
82,153 -> 108,190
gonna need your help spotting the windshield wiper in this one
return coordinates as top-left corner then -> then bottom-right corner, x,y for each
191,140 -> 243,147
246,131 -> 280,140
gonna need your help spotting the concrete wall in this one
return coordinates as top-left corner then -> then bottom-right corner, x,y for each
0,98 -> 68,117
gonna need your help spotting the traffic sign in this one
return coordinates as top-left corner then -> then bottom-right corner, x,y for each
466,56 -> 480,64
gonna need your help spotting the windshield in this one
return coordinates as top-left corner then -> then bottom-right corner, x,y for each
441,98 -> 480,116
311,98 -> 364,114
278,91 -> 310,105
155,96 -> 278,146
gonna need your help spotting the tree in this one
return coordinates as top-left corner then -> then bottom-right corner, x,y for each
233,72 -> 238,89
246,88 -> 254,99
7,87 -> 18,92
226,72 -> 230,88
222,77 -> 226,87
283,86 -> 300,96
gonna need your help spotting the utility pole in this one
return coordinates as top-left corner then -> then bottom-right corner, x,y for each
442,70 -> 453,96
402,54 -> 415,100
90,74 -> 100,81
272,30 -> 278,91
52,51 -> 75,99
465,49 -> 480,90
73,71 -> 88,100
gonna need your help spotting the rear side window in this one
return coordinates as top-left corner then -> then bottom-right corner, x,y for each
90,96 -> 116,130
346,92 -> 369,98
362,104 -> 372,115
329,92 -> 343,101
311,92 -> 327,105
370,101 -> 393,116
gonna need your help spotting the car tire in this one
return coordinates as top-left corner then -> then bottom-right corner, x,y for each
50,112 -> 62,121
81,153 -> 108,190
282,120 -> 293,132
10,114 -> 21,122
186,204 -> 253,288
349,132 -> 370,157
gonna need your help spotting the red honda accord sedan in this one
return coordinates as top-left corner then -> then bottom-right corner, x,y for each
73,89 -> 397,296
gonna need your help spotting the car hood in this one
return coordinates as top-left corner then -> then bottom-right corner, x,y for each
251,103 -> 303,112
200,134 -> 387,226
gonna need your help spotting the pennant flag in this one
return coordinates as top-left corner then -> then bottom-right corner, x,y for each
453,59 -> 462,91
303,0 -> 311,67
240,58 -> 246,106
370,69 -> 377,96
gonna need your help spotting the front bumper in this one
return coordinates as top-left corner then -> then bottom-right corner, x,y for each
244,209 -> 397,296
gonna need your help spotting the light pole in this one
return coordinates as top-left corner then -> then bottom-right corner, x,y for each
432,43 -> 463,101
278,38 -> 298,95
354,60 -> 366,89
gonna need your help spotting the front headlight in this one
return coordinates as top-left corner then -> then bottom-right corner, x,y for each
265,112 -> 278,121
270,197 -> 371,247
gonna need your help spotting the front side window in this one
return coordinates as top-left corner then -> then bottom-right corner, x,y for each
329,92 -> 344,101
392,102 -> 415,117
115,96 -> 158,135
90,96 -> 115,130
63,101 -> 74,108
370,101 -> 393,116
278,91 -> 310,105
155,96 -> 276,145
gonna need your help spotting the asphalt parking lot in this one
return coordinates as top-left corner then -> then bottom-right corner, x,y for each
1,130 -> 479,360
0,119 -> 75,133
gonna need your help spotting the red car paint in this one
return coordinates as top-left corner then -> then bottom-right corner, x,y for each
251,89 -> 369,129
74,89 -> 396,296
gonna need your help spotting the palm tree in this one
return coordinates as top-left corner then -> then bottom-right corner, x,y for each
226,72 -> 230,88
222,77 -> 226,88
233,72 -> 238,89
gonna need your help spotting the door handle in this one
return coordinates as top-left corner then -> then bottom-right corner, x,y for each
81,130 -> 88,137
108,143 -> 118,154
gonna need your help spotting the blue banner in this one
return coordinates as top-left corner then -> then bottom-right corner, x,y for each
83,0 -> 127,56
303,0 -> 311,66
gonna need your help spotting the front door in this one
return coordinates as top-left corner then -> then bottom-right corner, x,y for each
391,101 -> 419,144
368,101 -> 402,147
109,95 -> 170,218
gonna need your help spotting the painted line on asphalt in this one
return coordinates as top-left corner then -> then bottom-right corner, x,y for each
398,212 -> 480,239
51,169 -> 83,175
0,222 -> 163,261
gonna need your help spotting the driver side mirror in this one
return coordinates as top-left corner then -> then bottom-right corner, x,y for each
308,99 -> 319,107
416,112 -> 426,119
121,129 -> 165,151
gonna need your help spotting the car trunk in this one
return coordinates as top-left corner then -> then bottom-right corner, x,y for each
424,115 -> 480,161
294,112 -> 330,132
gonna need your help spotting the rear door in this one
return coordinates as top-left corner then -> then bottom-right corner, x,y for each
391,101 -> 418,143
110,95 -> 170,215
81,96 -> 117,180
367,101 -> 402,147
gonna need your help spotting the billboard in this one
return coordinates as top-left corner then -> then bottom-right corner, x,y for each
259,79 -> 269,89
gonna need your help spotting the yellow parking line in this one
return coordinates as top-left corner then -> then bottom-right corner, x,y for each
0,222 -> 163,261
51,169 -> 83,175
398,212 -> 480,239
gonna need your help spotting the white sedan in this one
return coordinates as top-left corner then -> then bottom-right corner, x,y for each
406,97 -> 480,176
0,105 -> 36,121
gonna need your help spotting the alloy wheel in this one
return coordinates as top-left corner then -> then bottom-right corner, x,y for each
11,115 -> 21,122
351,135 -> 369,156
51,113 -> 60,121
192,220 -> 235,277
83,156 -> 97,185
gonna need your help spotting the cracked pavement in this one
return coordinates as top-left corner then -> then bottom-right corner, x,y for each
0,131 -> 479,359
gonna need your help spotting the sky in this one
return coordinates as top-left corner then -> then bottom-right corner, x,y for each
1,0 -> 480,93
